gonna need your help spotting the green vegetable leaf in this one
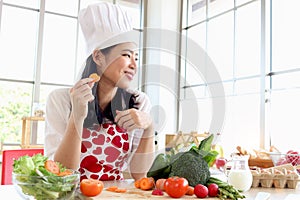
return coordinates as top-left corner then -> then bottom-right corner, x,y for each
13,154 -> 78,200
13,155 -> 35,175
198,134 -> 214,152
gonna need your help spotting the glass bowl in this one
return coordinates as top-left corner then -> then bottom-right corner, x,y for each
12,170 -> 80,200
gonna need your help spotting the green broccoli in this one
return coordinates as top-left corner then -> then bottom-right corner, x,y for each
169,151 -> 210,187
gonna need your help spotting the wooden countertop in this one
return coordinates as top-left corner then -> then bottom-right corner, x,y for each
88,179 -> 300,200
1,179 -> 300,200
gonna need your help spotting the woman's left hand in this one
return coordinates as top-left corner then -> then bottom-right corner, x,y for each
115,109 -> 152,132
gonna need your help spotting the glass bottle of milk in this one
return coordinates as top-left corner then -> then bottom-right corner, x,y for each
227,155 -> 253,192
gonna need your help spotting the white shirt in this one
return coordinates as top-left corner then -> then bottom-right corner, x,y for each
44,87 -> 152,163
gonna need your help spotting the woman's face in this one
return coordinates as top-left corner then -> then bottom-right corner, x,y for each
99,42 -> 138,89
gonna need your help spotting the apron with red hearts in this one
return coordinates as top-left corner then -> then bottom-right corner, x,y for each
78,123 -> 131,181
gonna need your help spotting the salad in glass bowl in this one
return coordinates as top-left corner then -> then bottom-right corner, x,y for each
12,153 -> 80,200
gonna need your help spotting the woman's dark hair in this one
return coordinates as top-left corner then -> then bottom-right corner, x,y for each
81,46 -> 139,128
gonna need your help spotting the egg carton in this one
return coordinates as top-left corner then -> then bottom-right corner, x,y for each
251,166 -> 300,189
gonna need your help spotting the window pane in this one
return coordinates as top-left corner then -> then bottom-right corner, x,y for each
269,89 -> 300,152
0,81 -> 32,144
3,0 -> 39,9
36,85 -> 67,145
207,13 -> 234,81
45,0 -> 79,16
188,22 -> 206,50
235,1 -> 260,77
272,0 -> 300,70
236,0 -> 253,7
188,0 -> 206,26
0,6 -> 38,81
180,98 -> 212,132
208,0 -> 234,18
185,61 -> 205,86
41,14 -> 77,85
222,94 -> 260,157
272,71 -> 300,90
235,78 -> 260,95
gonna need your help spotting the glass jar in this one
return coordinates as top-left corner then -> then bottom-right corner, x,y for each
227,155 -> 253,192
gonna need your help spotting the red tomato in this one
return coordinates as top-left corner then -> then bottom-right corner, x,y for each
80,179 -> 104,197
194,184 -> 208,198
164,177 -> 189,198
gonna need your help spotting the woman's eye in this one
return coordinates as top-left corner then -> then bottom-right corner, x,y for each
122,53 -> 131,58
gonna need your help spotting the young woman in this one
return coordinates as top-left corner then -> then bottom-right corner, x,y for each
44,2 -> 154,181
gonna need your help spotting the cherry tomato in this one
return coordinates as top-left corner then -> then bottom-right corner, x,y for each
194,184 -> 208,198
164,177 -> 189,198
80,178 -> 104,197
208,183 -> 219,197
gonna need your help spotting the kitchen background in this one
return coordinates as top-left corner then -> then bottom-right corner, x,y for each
0,0 -> 300,159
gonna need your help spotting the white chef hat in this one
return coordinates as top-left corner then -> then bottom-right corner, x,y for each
78,2 -> 140,56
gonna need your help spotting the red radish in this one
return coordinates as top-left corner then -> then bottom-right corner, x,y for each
208,183 -> 219,197
215,158 -> 226,169
152,189 -> 164,196
194,184 -> 208,198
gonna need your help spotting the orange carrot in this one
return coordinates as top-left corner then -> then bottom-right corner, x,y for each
155,178 -> 166,191
139,177 -> 155,190
44,160 -> 60,174
106,186 -> 127,193
106,186 -> 118,192
186,186 -> 194,195
115,188 -> 127,193
89,73 -> 100,82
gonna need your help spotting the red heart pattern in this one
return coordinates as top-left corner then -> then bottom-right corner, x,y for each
112,136 -> 122,148
92,147 -> 102,155
79,123 -> 131,181
92,134 -> 105,145
107,127 -> 115,135
104,147 -> 121,162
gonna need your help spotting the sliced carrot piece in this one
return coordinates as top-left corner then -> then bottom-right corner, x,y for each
139,177 -> 155,190
106,186 -> 118,192
89,73 -> 100,82
115,188 -> 127,193
186,186 -> 194,195
57,169 -> 73,176
44,160 -> 60,174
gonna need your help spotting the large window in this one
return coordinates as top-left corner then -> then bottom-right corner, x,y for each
181,0 -> 300,156
0,0 -> 143,149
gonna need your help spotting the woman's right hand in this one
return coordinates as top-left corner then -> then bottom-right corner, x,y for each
69,78 -> 95,125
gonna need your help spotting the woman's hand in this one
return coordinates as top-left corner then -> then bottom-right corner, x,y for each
70,78 -> 95,125
115,109 -> 153,132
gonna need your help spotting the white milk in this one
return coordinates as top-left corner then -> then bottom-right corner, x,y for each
227,169 -> 253,192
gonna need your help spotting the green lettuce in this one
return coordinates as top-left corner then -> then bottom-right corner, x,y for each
13,154 -> 79,200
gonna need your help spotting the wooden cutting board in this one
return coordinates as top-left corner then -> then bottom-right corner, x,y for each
92,187 -> 218,199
